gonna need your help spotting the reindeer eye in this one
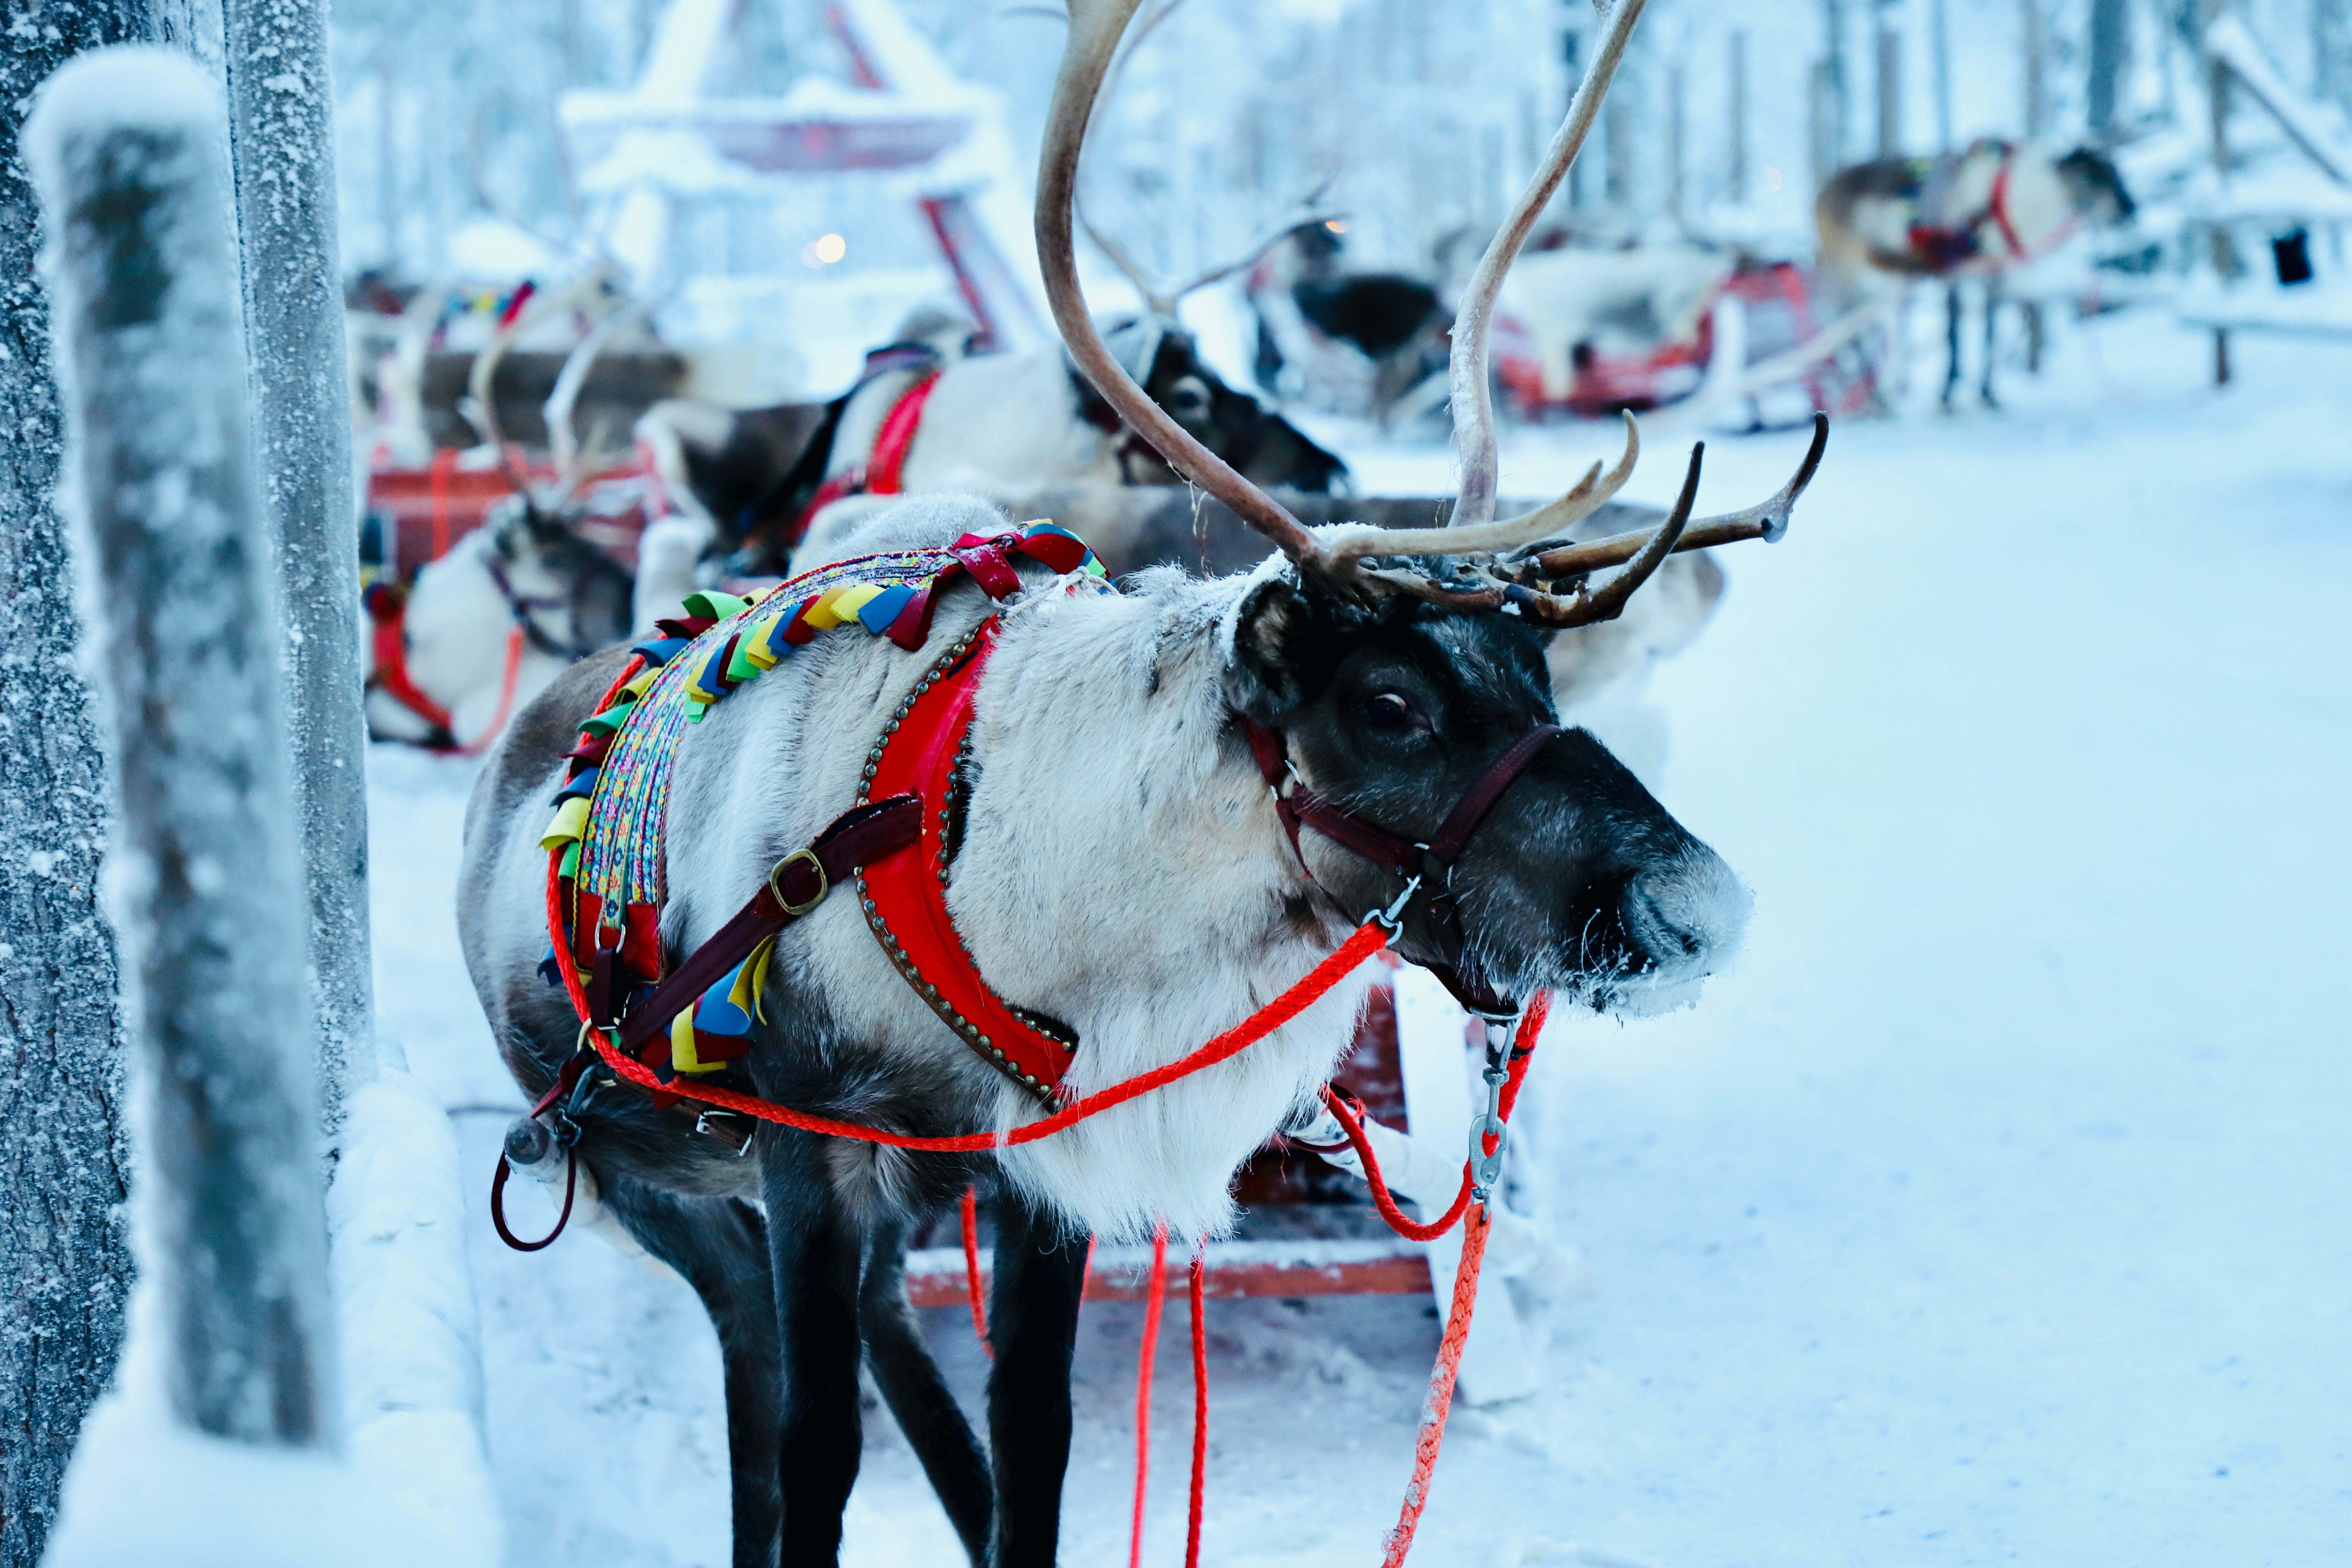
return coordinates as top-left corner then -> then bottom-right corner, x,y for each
1165,375 -> 1212,421
1361,692 -> 1413,730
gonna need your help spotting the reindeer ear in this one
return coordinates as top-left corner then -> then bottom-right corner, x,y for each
1224,573 -> 1310,718
1222,567 -> 1372,720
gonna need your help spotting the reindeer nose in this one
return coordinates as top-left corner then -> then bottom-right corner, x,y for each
1619,845 -> 1751,977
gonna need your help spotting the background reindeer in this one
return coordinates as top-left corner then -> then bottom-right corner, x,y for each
364,281 -> 637,748
636,298 -> 1347,579
1816,138 -> 2134,410
1250,218 -> 1455,424
460,0 -> 1820,1562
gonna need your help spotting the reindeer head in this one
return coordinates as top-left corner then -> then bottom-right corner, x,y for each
1039,0 -> 1825,1011
452,270 -> 645,658
2055,146 -> 2135,226
1072,315 -> 1350,492
1068,5 -> 1349,494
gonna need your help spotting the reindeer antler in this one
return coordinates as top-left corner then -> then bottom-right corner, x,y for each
461,266 -> 630,521
1074,0 -> 1338,320
542,295 -> 652,506
1037,0 -> 1825,617
1039,0 -> 1323,561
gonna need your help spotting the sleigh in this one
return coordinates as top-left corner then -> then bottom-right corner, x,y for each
360,452 -> 659,585
1492,256 -> 1884,424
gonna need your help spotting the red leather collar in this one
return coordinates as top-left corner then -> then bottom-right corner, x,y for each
854,616 -> 1078,1105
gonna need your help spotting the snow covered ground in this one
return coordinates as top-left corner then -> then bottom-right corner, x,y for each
368,305 -> 2352,1567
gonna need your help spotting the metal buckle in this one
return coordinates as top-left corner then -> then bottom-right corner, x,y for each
1468,1113 -> 1509,1194
769,847 -> 828,916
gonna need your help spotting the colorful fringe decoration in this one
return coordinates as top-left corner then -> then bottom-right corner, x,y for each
537,521 -> 1106,1082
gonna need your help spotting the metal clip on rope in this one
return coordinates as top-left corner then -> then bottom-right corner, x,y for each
1467,1015 -> 1516,1205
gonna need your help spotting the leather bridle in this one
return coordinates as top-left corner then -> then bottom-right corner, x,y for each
1243,718 -> 1563,1017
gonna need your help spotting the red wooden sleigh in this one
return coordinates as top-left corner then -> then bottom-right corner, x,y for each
903,960 -> 1436,1306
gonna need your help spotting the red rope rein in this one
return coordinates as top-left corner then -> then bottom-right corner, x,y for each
1381,1203 -> 1494,1567
1187,1250 -> 1208,1568
1129,1225 -> 1171,1568
959,1186 -> 991,1356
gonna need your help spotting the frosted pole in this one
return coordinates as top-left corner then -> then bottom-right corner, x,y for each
224,0 -> 376,1140
0,9 -> 147,1559
2023,0 -> 2047,139
1821,0 -> 1850,165
29,46 -> 335,1447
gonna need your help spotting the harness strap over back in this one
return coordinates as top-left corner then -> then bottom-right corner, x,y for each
602,795 -> 924,1052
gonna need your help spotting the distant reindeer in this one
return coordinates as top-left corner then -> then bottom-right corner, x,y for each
460,2 -> 1822,1563
1250,219 -> 1455,423
636,298 -> 1346,578
363,284 -> 637,748
1816,138 -> 2133,409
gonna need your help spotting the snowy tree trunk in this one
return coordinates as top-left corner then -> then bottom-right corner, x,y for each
0,5 -> 152,1558
223,0 -> 376,1144
2089,0 -> 2131,139
29,47 -> 334,1449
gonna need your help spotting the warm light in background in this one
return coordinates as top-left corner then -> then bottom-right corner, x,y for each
802,232 -> 848,268
1323,218 -> 1348,234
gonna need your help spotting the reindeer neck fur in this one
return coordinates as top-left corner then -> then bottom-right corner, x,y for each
658,495 -> 1362,1242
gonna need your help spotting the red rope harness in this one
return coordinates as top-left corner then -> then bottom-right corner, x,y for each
1129,1224 -> 1171,1568
365,584 -> 527,754
544,821 -> 1392,1148
450,623 -> 527,757
1187,1252 -> 1208,1568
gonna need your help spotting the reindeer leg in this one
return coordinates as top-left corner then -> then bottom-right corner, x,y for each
859,1219 -> 992,1565
601,1178 -> 783,1568
984,1190 -> 1089,1568
760,1129 -> 867,1566
1942,282 -> 1963,412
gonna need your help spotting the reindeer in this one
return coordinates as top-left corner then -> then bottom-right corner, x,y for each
1251,219 -> 1455,424
364,282 -> 641,748
458,1 -> 1822,1562
1816,138 -> 2134,410
637,297 -> 1348,579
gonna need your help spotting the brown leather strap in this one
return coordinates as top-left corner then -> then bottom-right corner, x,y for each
1241,717 -> 1563,1015
615,795 -> 922,1057
1245,719 -> 1422,880
1424,725 -> 1561,876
